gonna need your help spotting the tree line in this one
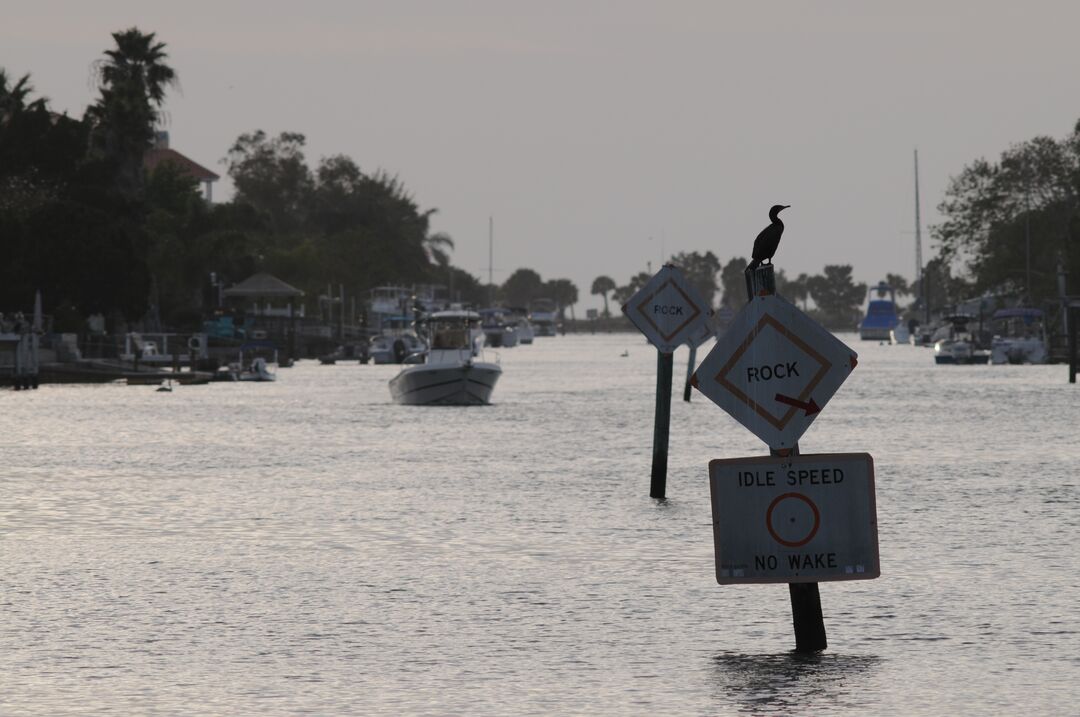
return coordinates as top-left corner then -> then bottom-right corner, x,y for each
0,28 -> 499,332
589,252 -> 880,330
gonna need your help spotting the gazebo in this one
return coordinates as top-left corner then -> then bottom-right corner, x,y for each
223,273 -> 305,318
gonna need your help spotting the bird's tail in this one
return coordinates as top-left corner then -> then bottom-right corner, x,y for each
745,259 -> 761,273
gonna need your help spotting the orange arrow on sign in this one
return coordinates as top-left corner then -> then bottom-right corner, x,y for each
774,393 -> 821,416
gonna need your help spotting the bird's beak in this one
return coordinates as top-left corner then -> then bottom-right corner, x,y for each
783,205 -> 791,209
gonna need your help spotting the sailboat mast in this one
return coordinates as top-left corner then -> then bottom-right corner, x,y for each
914,149 -> 928,323
488,216 -> 494,306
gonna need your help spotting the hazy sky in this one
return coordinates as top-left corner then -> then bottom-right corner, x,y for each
6,1 -> 1080,309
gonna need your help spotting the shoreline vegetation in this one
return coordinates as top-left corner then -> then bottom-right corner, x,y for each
3,28 -> 1077,341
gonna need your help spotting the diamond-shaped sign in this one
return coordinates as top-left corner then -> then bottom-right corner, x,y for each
621,264 -> 712,353
691,294 -> 857,449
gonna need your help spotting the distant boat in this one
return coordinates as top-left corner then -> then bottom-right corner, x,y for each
389,310 -> 501,405
990,308 -> 1048,364
529,298 -> 559,337
238,356 -> 277,381
933,314 -> 991,364
478,308 -> 520,348
859,282 -> 901,341
506,307 -> 535,344
370,316 -> 427,364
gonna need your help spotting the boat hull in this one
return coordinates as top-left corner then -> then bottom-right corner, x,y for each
389,362 -> 501,405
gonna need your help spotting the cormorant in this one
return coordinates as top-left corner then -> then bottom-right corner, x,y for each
745,204 -> 790,272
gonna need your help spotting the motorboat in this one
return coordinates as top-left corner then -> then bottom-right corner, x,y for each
216,356 -> 276,381
933,314 -> 990,364
389,310 -> 501,405
507,307 -> 534,344
529,298 -> 559,337
370,333 -> 426,364
990,308 -> 1048,364
859,282 -> 901,341
370,316 -> 427,364
479,308 -> 520,348
318,341 -> 370,365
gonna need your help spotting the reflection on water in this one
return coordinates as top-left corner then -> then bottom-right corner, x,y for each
712,651 -> 881,714
2,334 -> 1078,714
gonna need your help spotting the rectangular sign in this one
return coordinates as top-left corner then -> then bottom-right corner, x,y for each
709,453 -> 879,584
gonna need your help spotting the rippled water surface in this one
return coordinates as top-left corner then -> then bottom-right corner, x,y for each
2,334 -> 1078,715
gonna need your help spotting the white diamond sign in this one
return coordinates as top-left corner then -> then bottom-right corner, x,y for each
691,294 -> 858,449
621,264 -> 712,353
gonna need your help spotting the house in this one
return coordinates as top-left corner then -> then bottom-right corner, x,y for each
143,131 -> 219,202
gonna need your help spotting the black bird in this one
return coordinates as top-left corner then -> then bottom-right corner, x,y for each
746,204 -> 790,272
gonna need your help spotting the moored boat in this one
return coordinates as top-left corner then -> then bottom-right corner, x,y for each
933,314 -> 990,364
990,308 -> 1048,364
859,282 -> 901,341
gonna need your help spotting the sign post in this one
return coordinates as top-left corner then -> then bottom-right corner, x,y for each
622,264 -> 712,499
692,264 -> 874,652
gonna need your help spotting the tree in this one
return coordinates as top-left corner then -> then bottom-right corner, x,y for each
546,278 -> 579,320
934,121 -> 1080,304
807,265 -> 867,330
591,275 -> 616,317
501,268 -> 544,307
884,273 -> 910,297
670,250 -> 721,307
88,28 -> 177,197
612,271 -> 651,306
225,130 -> 313,235
782,271 -> 810,310
719,257 -> 749,309
909,257 -> 970,316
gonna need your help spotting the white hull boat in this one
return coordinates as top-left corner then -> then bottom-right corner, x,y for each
990,308 -> 1048,364
389,310 -> 501,406
389,361 -> 501,405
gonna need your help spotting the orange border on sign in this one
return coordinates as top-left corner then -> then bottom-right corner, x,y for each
765,492 -> 821,547
714,313 -> 832,431
634,279 -> 703,342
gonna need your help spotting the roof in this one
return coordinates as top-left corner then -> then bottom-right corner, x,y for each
993,308 -> 1043,319
144,147 -> 220,182
223,273 -> 304,298
429,310 -> 480,320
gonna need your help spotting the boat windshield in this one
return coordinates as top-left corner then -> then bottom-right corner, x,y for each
430,319 -> 472,349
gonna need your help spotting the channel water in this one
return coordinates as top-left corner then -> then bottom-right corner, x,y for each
1,333 -> 1077,714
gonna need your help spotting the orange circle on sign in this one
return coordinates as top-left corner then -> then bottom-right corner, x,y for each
765,492 -> 820,547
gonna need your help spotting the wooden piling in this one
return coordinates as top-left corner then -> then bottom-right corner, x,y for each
1070,304 -> 1078,384
683,344 -> 697,402
651,349 -> 674,499
749,263 -> 828,653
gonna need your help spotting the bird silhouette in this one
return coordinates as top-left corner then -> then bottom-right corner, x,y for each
745,205 -> 790,272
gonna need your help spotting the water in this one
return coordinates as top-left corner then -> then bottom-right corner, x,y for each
1,334 -> 1077,715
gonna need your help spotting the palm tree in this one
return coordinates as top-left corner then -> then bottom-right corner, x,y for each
789,272 -> 810,310
89,28 -> 177,195
423,231 -> 455,268
0,70 -> 45,118
591,275 -> 616,317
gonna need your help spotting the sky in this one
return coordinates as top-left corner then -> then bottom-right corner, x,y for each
5,1 -> 1080,310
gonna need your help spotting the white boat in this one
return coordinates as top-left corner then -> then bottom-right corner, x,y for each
237,356 -> 276,380
509,308 -> 535,344
479,308 -> 520,348
933,314 -> 990,365
529,298 -> 559,337
990,308 -> 1048,364
389,310 -> 501,405
370,316 -> 428,364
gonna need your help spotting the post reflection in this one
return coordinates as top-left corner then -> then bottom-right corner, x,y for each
711,651 -> 881,714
